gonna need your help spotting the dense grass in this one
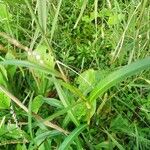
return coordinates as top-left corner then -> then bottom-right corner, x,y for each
0,0 -> 150,149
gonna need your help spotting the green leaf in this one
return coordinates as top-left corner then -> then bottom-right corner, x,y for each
5,51 -> 17,79
0,124 -> 24,139
54,77 -> 79,126
0,91 -> 10,109
0,59 -> 60,77
35,44 -> 55,68
32,95 -> 43,113
43,98 -> 63,108
76,69 -> 96,95
89,57 -> 150,117
58,124 -> 87,150
37,0 -> 47,33
108,14 -> 124,26
0,65 -> 7,87
0,3 -> 10,21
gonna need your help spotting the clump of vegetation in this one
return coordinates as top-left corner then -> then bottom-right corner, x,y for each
0,0 -> 150,149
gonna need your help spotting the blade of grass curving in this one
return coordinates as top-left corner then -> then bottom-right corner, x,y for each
53,77 -> 79,126
73,0 -> 88,29
37,0 -> 47,33
50,0 -> 63,42
89,57 -> 150,110
58,124 -> 87,150
0,59 -> 61,77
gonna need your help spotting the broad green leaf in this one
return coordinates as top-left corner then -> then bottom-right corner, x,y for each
108,14 -> 124,26
76,69 -> 96,95
5,51 -> 17,79
0,124 -> 23,139
0,3 -> 9,21
32,95 -> 43,114
58,124 -> 87,150
110,115 -> 130,131
35,44 -> 55,68
89,57 -> 150,107
0,59 -> 60,77
28,44 -> 55,69
73,102 -> 87,120
88,57 -> 150,120
0,91 -> 10,109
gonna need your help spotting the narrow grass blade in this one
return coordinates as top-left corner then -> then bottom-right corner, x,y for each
89,57 -> 150,105
0,59 -> 61,77
73,0 -> 88,29
43,98 -> 63,108
58,124 -> 87,150
53,77 -> 79,126
37,0 -> 47,33
24,0 -> 53,54
50,0 -> 63,42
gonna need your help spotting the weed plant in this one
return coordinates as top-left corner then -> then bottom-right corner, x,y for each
0,0 -> 150,149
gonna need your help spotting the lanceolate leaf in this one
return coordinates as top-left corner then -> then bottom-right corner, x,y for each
89,57 -> 150,102
0,60 -> 61,77
37,0 -> 47,33
58,124 -> 87,150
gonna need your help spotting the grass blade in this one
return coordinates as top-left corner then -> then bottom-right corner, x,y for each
89,57 -> 150,104
53,77 -> 79,126
37,0 -> 47,33
58,124 -> 87,150
73,0 -> 88,29
50,0 -> 63,42
0,59 -> 61,77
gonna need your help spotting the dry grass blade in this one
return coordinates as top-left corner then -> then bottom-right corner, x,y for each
0,85 -> 69,135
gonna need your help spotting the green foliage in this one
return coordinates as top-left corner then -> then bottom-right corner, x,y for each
0,91 -> 10,109
0,0 -> 150,149
58,124 -> 87,150
31,95 -> 43,114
